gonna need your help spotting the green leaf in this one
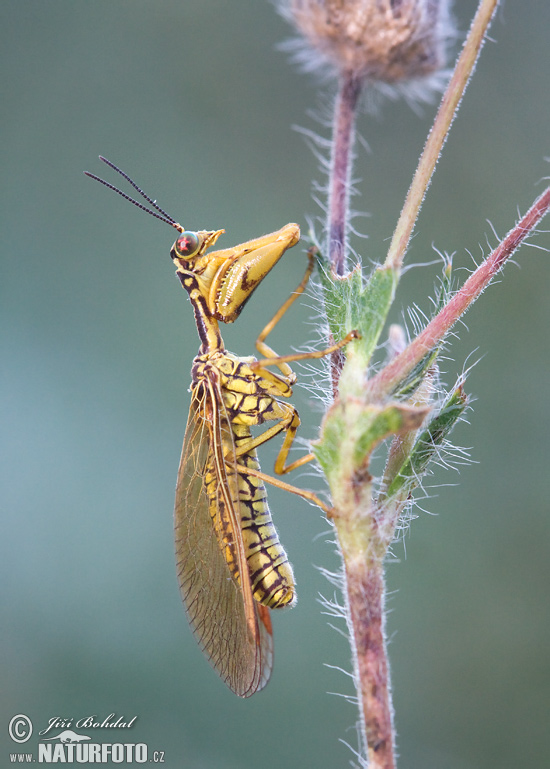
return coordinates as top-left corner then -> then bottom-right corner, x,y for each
355,266 -> 398,363
386,383 -> 468,498
317,260 -> 363,341
313,400 -> 428,490
317,259 -> 398,368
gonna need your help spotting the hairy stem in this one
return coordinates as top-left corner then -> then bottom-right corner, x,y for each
327,66 -> 396,767
370,186 -> 550,399
343,556 -> 395,769
328,71 -> 361,276
322,5 -> 509,766
385,0 -> 499,272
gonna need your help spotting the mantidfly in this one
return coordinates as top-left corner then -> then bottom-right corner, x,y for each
85,157 -> 358,696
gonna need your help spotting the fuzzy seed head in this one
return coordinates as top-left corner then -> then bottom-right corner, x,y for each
281,0 -> 453,85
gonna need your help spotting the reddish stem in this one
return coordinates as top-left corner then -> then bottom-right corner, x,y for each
328,71 -> 361,276
369,187 -> 550,398
344,558 -> 395,769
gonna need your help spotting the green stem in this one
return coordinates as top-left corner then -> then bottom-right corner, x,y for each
384,0 -> 499,272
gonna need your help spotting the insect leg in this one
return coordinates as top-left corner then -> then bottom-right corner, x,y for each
254,250 -> 315,377
231,401 -> 314,475
252,329 -> 360,372
234,462 -> 332,516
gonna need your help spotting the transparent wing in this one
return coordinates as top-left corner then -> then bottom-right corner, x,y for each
174,376 -> 273,697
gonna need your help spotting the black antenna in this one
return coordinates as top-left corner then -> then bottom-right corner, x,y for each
84,156 -> 182,230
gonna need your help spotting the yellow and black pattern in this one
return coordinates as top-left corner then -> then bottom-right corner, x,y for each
171,227 -> 357,697
86,157 -> 358,697
174,383 -> 274,698
196,351 -> 297,610
233,433 -> 296,609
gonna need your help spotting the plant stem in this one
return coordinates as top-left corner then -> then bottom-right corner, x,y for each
328,71 -> 361,276
385,0 -> 499,272
327,67 -> 396,769
342,555 -> 395,769
370,186 -> 550,399
322,5 -> 508,766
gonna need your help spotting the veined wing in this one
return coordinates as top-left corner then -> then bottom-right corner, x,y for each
174,373 -> 273,697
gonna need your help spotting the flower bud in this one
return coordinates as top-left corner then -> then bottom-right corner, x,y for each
281,0 -> 453,85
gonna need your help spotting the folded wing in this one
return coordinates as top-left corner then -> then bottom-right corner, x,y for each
174,375 -> 273,697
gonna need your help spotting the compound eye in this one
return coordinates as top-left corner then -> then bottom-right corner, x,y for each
175,231 -> 200,258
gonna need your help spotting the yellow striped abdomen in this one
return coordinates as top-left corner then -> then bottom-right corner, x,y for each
204,423 -> 296,609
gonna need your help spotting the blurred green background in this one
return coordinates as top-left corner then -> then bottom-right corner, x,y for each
2,2 -> 549,767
